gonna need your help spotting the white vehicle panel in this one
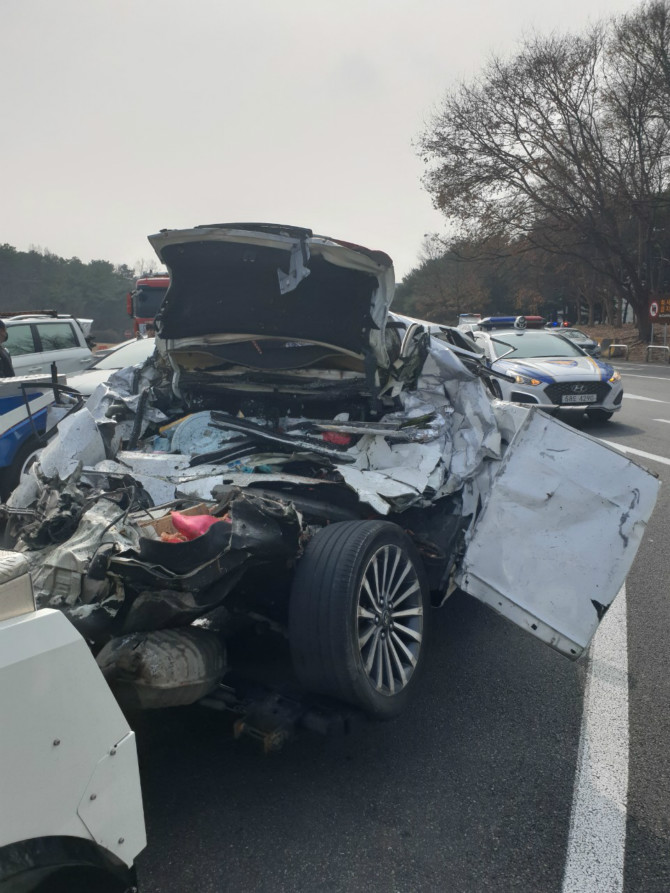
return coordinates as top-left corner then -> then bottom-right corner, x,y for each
457,408 -> 659,657
7,319 -> 93,377
77,731 -> 145,857
0,608 -> 146,864
66,367 -> 113,396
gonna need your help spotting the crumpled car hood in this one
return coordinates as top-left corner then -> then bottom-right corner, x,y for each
149,223 -> 395,368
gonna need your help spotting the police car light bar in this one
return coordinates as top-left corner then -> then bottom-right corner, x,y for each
479,315 -> 545,330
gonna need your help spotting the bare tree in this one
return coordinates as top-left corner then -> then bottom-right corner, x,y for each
396,235 -> 491,323
418,1 -> 670,341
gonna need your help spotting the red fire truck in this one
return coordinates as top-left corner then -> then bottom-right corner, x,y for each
126,274 -> 169,335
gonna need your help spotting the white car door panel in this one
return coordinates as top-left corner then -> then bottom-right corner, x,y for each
457,406 -> 659,658
35,322 -> 90,375
6,320 -> 93,376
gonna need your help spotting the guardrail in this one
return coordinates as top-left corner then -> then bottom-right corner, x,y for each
606,343 -> 629,359
646,344 -> 670,363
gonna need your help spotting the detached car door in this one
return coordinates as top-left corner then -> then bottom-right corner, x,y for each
456,407 -> 659,658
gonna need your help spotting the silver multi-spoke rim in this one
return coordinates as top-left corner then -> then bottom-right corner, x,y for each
356,544 -> 423,696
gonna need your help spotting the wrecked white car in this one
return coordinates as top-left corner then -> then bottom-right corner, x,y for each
1,223 -> 660,737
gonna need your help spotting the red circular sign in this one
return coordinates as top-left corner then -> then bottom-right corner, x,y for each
650,301 -> 659,319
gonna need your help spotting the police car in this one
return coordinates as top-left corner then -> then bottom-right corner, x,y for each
471,318 -> 623,421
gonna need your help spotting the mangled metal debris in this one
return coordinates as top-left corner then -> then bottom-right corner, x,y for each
1,223 -> 660,727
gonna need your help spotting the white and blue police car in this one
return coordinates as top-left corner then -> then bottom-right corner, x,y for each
471,319 -> 623,422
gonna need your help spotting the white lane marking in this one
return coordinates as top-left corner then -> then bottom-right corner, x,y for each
653,419 -> 670,424
623,393 -> 668,403
620,373 -> 670,382
620,362 -> 664,367
562,585 -> 629,893
600,440 -> 670,467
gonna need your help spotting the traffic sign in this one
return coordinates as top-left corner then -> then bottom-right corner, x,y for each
649,297 -> 670,320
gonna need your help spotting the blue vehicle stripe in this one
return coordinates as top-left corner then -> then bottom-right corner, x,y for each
0,393 -> 41,415
594,359 -> 614,380
0,407 -> 48,467
494,360 -> 555,384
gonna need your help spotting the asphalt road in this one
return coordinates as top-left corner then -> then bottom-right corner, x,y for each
135,362 -> 670,893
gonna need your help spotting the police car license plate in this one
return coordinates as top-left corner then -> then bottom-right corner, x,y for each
562,394 -> 597,403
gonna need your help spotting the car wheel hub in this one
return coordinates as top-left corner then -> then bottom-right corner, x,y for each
357,544 -> 423,696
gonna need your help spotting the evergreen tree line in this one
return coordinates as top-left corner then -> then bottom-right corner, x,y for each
0,244 -> 137,342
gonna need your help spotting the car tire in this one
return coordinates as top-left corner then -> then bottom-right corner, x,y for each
0,837 -> 136,893
289,520 -> 429,720
587,408 -> 614,423
0,864 -> 131,893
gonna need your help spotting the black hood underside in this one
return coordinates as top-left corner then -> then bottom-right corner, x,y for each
156,239 -> 380,355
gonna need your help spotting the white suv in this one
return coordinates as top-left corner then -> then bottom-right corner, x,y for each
4,314 -> 94,376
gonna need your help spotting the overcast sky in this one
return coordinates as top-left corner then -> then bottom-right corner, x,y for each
1,0 -> 638,281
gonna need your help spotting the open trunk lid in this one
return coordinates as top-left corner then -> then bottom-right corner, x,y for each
148,224 -> 394,366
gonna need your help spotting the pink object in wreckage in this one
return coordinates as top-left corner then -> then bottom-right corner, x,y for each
170,511 -> 230,540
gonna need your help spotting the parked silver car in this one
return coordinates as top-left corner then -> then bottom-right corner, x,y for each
3,313 -> 93,376
547,327 -> 601,357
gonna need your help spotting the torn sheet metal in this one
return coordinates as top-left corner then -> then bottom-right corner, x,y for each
90,454 -> 231,505
23,319 -> 505,518
457,408 -> 660,658
88,460 -> 339,508
344,435 -> 446,512
415,344 -> 502,493
21,497 -> 140,637
90,462 -> 182,506
335,467 -> 423,515
38,408 -> 107,480
85,363 -> 168,445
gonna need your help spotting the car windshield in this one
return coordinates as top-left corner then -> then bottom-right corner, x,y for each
93,338 -> 155,370
561,330 -> 588,341
132,286 -> 166,319
490,331 -> 585,359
